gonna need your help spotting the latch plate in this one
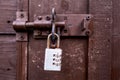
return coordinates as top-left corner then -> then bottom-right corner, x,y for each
34,14 -> 93,38
13,11 -> 93,38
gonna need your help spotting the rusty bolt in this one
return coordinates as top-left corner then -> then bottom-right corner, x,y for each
46,16 -> 51,21
85,31 -> 91,36
64,29 -> 67,33
20,14 -> 24,18
86,16 -> 91,21
38,16 -> 42,20
37,31 -> 42,35
20,36 -> 24,40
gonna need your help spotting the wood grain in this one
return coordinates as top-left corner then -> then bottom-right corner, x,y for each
88,0 -> 112,80
28,36 -> 88,80
0,35 -> 16,80
112,36 -> 120,80
29,0 -> 88,21
0,0 -> 16,33
111,0 -> 120,80
0,0 -> 29,80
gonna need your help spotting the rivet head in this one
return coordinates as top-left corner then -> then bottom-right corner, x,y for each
46,16 -> 51,21
38,16 -> 42,20
20,14 -> 24,18
86,16 -> 91,21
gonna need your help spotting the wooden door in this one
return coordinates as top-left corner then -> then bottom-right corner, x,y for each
112,0 -> 120,80
28,0 -> 88,80
0,0 -> 113,80
0,0 -> 16,80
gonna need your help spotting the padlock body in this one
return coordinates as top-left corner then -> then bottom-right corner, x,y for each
44,48 -> 62,71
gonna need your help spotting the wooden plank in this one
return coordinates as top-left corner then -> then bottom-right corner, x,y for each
0,35 -> 16,80
112,0 -> 120,80
17,0 -> 29,11
15,0 -> 29,80
0,0 -> 17,79
16,41 -> 28,80
28,1 -> 89,80
29,0 -> 88,21
113,0 -> 120,36
88,0 -> 112,80
28,36 -> 88,80
0,0 -> 29,33
0,0 -> 16,33
111,36 -> 120,80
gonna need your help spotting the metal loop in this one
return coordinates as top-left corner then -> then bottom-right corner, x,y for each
52,8 -> 56,22
52,21 -> 55,35
51,8 -> 56,34
51,8 -> 56,42
47,33 -> 60,48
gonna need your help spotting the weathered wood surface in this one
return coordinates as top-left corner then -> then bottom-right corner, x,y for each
0,0 -> 16,33
112,37 -> 120,80
28,0 -> 89,80
0,0 -> 28,80
16,41 -> 28,80
0,35 -> 16,80
112,0 -> 120,80
113,0 -> 120,36
0,0 -> 119,80
28,36 -> 88,80
88,0 -> 112,80
29,0 -> 88,21
0,0 -> 17,80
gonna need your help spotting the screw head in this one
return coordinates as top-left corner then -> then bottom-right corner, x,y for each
38,16 -> 42,20
20,14 -> 24,18
20,36 -> 24,40
85,31 -> 91,36
86,16 -> 91,21
46,16 -> 51,21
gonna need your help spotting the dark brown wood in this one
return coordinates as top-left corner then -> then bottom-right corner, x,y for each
17,0 -> 29,11
111,36 -> 120,80
16,32 -> 28,80
29,0 -> 88,21
28,0 -> 89,80
88,0 -> 112,80
28,36 -> 88,80
0,0 -> 16,33
0,0 -> 29,80
16,40 -> 28,80
113,0 -> 120,36
0,0 -> 17,80
112,0 -> 120,80
15,0 -> 29,80
0,0 -> 117,80
0,35 -> 16,80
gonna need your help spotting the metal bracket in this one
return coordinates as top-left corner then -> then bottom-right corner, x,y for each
16,33 -> 28,42
13,12 -> 28,41
13,11 -> 93,38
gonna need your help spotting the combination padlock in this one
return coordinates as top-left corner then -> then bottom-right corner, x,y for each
44,33 -> 62,71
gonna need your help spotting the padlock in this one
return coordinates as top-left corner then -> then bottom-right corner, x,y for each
44,33 -> 62,71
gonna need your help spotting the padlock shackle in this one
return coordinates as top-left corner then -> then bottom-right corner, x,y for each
47,33 -> 60,48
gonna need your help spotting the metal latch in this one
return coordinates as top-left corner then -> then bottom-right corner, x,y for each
13,8 -> 93,38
